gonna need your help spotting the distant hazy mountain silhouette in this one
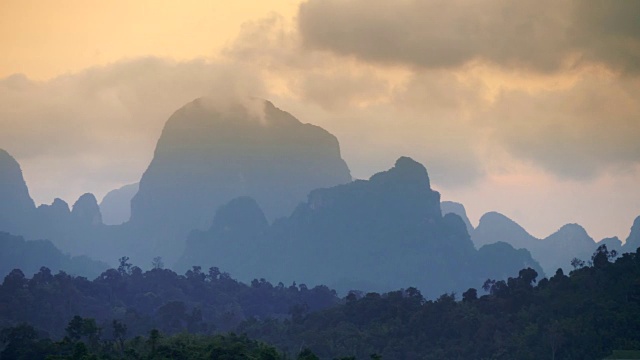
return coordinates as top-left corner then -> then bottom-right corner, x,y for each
0,149 -> 35,234
474,212 -> 537,250
441,201 -> 474,235
623,216 -> 640,252
178,157 -> 542,297
599,236 -> 623,254
99,183 -> 138,225
543,223 -> 596,270
71,193 -> 103,226
0,232 -> 108,279
129,98 -> 351,261
470,211 -> 635,274
0,149 -> 108,274
476,241 -> 543,281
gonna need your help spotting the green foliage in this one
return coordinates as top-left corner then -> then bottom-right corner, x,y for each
0,262 -> 339,338
3,246 -> 640,359
606,350 -> 640,359
0,320 -> 291,360
297,348 -> 320,360
239,248 -> 640,360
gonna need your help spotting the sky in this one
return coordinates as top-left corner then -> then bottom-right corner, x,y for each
1,0 -> 639,242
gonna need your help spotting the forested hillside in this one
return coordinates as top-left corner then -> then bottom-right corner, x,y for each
240,245 -> 640,360
0,259 -> 339,339
2,245 -> 640,359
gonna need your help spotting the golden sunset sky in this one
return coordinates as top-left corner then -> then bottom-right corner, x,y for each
1,0 -> 639,242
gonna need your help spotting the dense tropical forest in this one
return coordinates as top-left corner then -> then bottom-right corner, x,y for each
1,245 -> 640,359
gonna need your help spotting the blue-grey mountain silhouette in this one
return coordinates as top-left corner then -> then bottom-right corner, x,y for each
0,232 -> 107,279
178,157 -> 542,297
624,216 -> 640,251
599,236 -> 622,254
441,201 -> 474,235
471,211 -> 626,274
0,149 -> 35,234
99,183 -> 138,225
543,223 -> 596,271
71,193 -> 103,226
128,98 -> 351,262
474,212 -> 537,250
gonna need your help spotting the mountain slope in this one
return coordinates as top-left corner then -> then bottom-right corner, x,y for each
441,201 -> 474,235
0,149 -> 35,234
129,98 -> 352,262
0,232 -> 108,279
178,157 -> 542,297
472,212 -> 616,274
99,183 -> 138,225
624,216 -> 640,252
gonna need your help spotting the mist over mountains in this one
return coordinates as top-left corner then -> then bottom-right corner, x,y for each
127,98 -> 351,262
0,97 -> 638,298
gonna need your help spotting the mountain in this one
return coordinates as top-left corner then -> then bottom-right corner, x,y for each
441,201 -> 474,235
71,193 -> 102,226
0,149 -> 35,233
472,212 -> 611,274
624,216 -> 640,252
476,241 -> 543,281
542,223 -> 595,272
178,157 -> 542,297
99,183 -> 138,225
129,98 -> 352,261
473,212 -> 538,250
599,236 -> 623,254
179,196 -> 269,274
0,232 -> 108,279
32,198 -> 72,240
239,249 -> 640,360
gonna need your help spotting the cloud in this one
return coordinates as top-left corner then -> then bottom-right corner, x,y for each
487,72 -> 640,179
3,4 -> 640,208
225,15 -> 488,186
226,11 -> 640,184
0,58 -> 265,204
226,14 -> 399,110
298,0 -> 640,73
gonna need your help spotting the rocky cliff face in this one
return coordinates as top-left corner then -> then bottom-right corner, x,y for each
130,98 -> 351,243
624,216 -> 640,252
0,149 -> 35,232
71,193 -> 103,226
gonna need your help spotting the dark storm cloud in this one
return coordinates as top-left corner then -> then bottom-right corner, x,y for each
298,0 -> 640,73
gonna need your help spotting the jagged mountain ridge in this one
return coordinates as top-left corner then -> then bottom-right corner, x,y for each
472,211 -> 628,274
442,202 -> 638,275
0,98 -> 354,267
1,96 -> 636,297
178,157 -> 543,297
